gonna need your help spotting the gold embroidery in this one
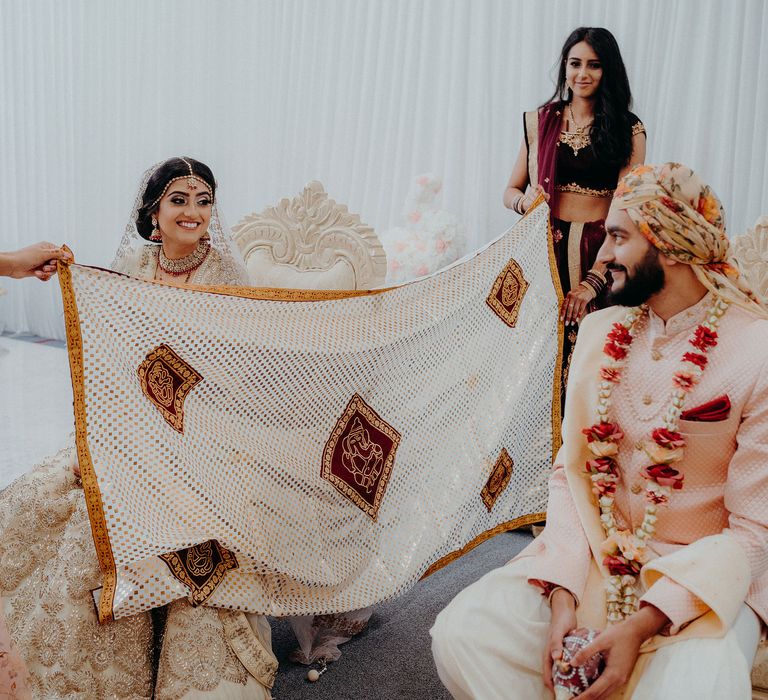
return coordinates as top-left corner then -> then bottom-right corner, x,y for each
156,602 -> 250,699
567,222 -> 585,294
632,121 -> 646,136
0,454 -> 153,697
159,540 -> 238,606
556,182 -> 613,198
543,210 -> 566,458
137,344 -> 203,434
563,328 -> 579,390
219,611 -> 278,690
481,449 -> 514,511
322,394 -> 401,520
559,129 -> 591,156
148,362 -> 174,407
487,258 -> 530,328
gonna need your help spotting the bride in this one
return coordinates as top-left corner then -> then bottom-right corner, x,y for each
0,157 -> 277,699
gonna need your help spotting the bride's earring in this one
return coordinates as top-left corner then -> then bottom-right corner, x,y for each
150,216 -> 162,242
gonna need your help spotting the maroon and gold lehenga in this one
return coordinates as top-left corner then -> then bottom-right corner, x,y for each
523,103 -> 645,395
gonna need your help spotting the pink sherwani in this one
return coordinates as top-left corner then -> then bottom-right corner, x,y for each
432,295 -> 768,699
527,294 -> 768,632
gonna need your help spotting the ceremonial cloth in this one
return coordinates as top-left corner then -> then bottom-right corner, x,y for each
58,199 -> 562,622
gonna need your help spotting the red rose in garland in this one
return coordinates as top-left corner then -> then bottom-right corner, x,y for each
643,464 -> 684,489
652,428 -> 685,450
582,423 -> 624,443
682,351 -> 707,369
691,326 -> 718,351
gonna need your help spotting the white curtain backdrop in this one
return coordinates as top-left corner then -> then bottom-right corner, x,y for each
1,0 -> 766,339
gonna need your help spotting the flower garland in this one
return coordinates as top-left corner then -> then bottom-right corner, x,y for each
582,296 -> 729,623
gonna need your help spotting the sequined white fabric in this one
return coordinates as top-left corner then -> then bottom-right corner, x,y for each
60,201 -> 559,621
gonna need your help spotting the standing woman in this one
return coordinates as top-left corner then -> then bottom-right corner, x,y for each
503,27 -> 646,391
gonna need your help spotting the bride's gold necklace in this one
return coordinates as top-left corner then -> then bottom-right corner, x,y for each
559,104 -> 594,156
156,239 -> 210,281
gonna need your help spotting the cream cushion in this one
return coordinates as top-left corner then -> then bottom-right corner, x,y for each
232,181 -> 386,292
244,249 -> 356,290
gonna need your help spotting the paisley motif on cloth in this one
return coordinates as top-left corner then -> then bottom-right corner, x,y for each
160,540 -> 239,606
486,258 -> 529,328
481,449 -> 514,512
321,394 -> 401,520
137,344 -> 202,433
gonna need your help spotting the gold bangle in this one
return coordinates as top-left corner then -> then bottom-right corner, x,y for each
587,268 -> 607,284
578,280 -> 598,298
547,586 -> 577,607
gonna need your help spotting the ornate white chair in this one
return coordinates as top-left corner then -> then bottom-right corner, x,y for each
231,181 -> 387,291
732,216 -> 768,305
230,182 -> 386,666
731,216 -> 768,699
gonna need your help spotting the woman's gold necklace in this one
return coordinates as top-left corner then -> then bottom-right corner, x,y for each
156,239 -> 210,282
559,103 -> 594,156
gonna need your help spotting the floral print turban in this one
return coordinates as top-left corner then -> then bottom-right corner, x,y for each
613,162 -> 767,316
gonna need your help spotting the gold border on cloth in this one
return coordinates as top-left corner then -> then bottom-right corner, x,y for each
420,511 -> 546,579
519,120 -> 566,459
57,251 -> 118,623
556,182 -> 613,198
519,194 -> 565,459
567,221 -> 585,295
524,110 -> 539,189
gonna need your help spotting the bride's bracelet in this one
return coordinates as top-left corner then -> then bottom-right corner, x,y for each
581,269 -> 607,296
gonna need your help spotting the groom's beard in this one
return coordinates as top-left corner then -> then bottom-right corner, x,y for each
607,248 -> 665,307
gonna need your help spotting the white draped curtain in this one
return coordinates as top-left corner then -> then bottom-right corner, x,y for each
1,0 -> 766,339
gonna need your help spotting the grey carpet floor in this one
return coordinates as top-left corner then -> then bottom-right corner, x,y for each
270,530 -> 534,700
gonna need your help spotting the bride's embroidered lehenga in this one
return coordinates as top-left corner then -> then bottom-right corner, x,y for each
0,602 -> 30,700
0,160 -> 277,699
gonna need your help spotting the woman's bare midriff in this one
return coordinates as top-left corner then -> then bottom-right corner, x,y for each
553,191 -> 612,223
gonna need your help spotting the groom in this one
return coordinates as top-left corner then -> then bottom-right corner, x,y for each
431,163 -> 768,699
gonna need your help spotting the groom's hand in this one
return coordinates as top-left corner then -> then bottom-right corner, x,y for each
543,588 -> 578,690
571,604 -> 669,699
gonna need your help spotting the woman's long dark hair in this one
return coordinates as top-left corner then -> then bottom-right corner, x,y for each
136,157 -> 216,240
542,27 -> 634,166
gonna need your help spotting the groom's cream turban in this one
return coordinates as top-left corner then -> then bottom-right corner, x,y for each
613,162 -> 766,316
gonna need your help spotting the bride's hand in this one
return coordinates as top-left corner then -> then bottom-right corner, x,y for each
561,284 -> 595,326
